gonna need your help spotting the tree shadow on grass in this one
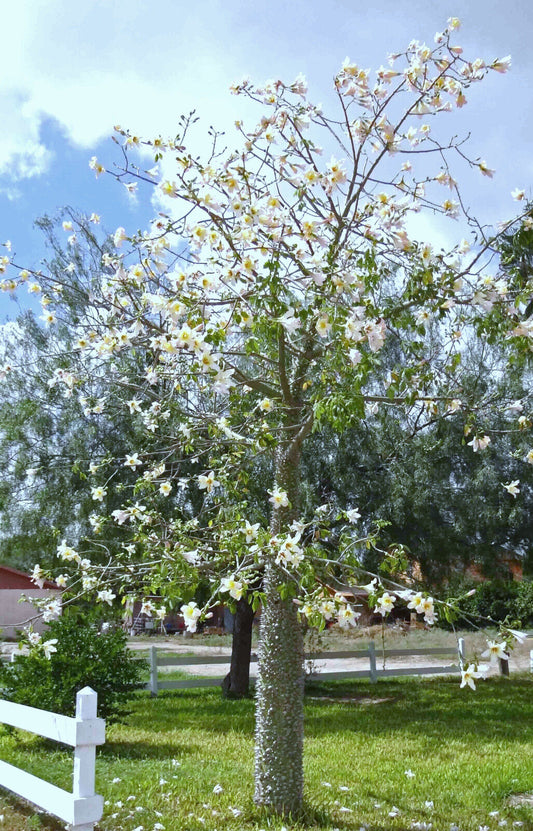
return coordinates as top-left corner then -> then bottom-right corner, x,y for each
121,677 -> 533,749
0,790 -> 65,831
304,676 -> 533,744
95,675 -> 533,786
123,688 -> 256,734
100,738 -> 199,761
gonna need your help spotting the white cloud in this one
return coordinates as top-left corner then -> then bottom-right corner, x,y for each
0,0 -> 532,237
0,92 -> 53,183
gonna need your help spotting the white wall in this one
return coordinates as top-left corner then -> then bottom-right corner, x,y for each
0,589 -> 61,640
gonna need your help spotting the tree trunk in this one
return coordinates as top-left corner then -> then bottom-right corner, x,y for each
222,596 -> 255,698
254,441 -> 305,815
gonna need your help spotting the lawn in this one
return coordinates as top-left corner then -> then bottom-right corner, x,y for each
1,675 -> 533,831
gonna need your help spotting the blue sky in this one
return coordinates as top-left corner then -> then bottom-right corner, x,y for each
1,0 -> 532,321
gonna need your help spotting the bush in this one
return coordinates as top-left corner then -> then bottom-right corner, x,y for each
462,580 -> 520,623
440,579 -> 533,630
0,614 -> 146,721
514,580 -> 533,626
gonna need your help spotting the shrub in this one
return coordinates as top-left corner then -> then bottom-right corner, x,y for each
0,614 -> 146,721
462,580 -> 520,623
437,578 -> 533,630
514,580 -> 533,626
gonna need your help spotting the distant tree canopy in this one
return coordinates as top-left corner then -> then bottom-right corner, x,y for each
1,210 -> 531,586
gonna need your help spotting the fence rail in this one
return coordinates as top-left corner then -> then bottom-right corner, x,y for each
0,687 -> 105,831
146,639 -> 470,695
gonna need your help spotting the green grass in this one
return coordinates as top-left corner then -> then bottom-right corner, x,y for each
1,675 -> 533,831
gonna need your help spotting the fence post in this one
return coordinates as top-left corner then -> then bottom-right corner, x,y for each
73,687 -> 99,831
499,656 -> 510,677
368,641 -> 377,683
458,637 -> 466,665
149,645 -> 159,697
530,650 -> 533,673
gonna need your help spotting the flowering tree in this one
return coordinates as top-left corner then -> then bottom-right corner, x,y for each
3,20 -> 532,814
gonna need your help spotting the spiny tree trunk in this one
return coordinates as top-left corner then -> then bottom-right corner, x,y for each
254,440 -> 305,815
222,595 -> 255,698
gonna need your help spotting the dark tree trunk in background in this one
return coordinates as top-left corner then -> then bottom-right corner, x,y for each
222,595 -> 255,698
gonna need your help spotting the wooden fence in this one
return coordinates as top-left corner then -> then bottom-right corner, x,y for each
0,687 -> 105,831
146,639 -> 469,695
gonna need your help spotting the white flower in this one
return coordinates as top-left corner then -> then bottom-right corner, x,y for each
278,310 -> 301,333
112,509 -> 130,525
243,521 -> 260,542
57,540 -> 79,562
326,156 -> 347,187
213,369 -> 235,394
182,549 -> 201,565
42,639 -> 58,659
258,397 -> 275,412
419,597 -> 437,625
198,471 -> 219,492
113,226 -> 127,247
31,564 -> 45,588
481,640 -> 509,663
366,319 -> 386,352
345,508 -> 361,523
507,628 -> 528,644
91,486 -> 107,502
220,575 -> 245,601
492,55 -> 511,73
502,480 -> 520,498
124,453 -> 142,469
337,606 -> 360,628
42,599 -> 62,622
375,592 -> 396,616
460,664 -> 483,690
315,315 -> 332,338
268,488 -> 289,509
362,578 -> 379,593
468,435 -> 491,452
127,398 -> 142,414
181,601 -> 202,633
97,590 -> 116,606
213,784 -> 224,794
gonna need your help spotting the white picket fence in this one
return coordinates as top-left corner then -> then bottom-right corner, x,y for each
146,639 -> 468,694
0,687 -> 105,831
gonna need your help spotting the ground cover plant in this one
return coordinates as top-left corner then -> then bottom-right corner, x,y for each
1,675 -> 532,831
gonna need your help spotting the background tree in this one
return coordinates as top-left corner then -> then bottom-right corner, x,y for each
0,212 -> 133,573
302,353 -> 532,585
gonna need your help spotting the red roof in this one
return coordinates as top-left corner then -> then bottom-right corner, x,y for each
0,564 -> 58,590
